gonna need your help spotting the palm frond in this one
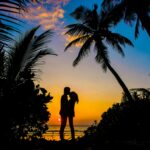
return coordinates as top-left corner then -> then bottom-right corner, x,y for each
102,0 -> 114,9
6,26 -> 39,80
10,26 -> 55,80
0,21 -> 20,33
105,31 -> 127,57
0,1 -> 20,12
0,29 -> 14,37
102,0 -> 150,37
73,37 -> 93,66
0,17 -> 20,45
70,4 -> 100,30
100,3 -> 125,27
124,9 -> 136,23
0,0 -> 39,46
135,18 -> 140,38
70,5 -> 92,23
0,33 -> 15,43
106,36 -> 125,57
64,35 -> 91,51
0,13 -> 22,23
23,49 -> 53,79
7,28 -> 37,79
105,31 -> 133,47
32,29 -> 54,52
94,40 -> 109,72
137,8 -> 150,36
65,23 -> 93,36
0,0 -> 40,12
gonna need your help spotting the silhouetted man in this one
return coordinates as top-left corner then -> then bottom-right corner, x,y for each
59,87 -> 70,140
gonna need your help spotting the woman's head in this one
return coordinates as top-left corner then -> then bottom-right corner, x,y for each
70,91 -> 79,103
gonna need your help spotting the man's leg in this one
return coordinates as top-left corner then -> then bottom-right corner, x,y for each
60,116 -> 67,140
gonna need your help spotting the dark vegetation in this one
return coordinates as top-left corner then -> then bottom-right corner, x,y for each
0,0 -> 55,147
80,88 -> 150,150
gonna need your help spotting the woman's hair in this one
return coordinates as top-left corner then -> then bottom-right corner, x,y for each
70,91 -> 79,103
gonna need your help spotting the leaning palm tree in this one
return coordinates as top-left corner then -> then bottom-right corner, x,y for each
102,0 -> 150,38
65,4 -> 134,101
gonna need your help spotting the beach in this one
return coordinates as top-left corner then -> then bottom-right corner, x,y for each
43,125 -> 89,141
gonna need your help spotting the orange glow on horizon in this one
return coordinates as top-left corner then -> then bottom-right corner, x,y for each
44,83 -> 122,126
39,47 -> 150,126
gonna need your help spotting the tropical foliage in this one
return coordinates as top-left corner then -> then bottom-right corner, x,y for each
102,0 -> 150,38
81,90 -> 150,149
0,0 -> 40,46
65,4 -> 133,101
0,26 -> 55,142
95,93 -> 150,149
2,79 -> 53,141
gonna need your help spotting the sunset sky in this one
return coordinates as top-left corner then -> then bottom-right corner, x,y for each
20,0 -> 150,126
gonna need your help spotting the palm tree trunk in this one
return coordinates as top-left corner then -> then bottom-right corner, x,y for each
104,59 -> 133,101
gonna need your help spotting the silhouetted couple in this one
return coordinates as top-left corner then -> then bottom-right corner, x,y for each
59,87 -> 79,141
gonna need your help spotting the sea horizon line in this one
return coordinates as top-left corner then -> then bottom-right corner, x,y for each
48,124 -> 91,127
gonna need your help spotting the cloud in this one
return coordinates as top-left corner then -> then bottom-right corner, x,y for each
21,0 -> 83,50
22,0 -> 70,30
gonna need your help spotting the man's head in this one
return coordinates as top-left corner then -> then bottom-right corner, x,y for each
64,87 -> 70,95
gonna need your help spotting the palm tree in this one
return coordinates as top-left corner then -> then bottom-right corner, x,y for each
1,26 -> 56,94
102,0 -> 150,38
0,26 -> 56,142
64,4 -> 134,101
8,26 -> 55,82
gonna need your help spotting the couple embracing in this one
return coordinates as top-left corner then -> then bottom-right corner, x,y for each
59,87 -> 79,141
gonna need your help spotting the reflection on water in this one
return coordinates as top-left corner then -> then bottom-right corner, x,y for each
43,125 -> 89,141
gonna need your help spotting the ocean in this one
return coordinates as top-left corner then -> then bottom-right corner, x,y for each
43,125 -> 89,141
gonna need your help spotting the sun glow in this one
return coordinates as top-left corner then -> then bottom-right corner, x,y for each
58,118 -> 61,122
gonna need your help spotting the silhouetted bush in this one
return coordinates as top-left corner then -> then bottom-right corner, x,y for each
0,71 -> 53,144
80,90 -> 150,149
94,95 -> 150,149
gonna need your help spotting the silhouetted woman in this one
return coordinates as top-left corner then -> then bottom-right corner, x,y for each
68,91 -> 79,140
